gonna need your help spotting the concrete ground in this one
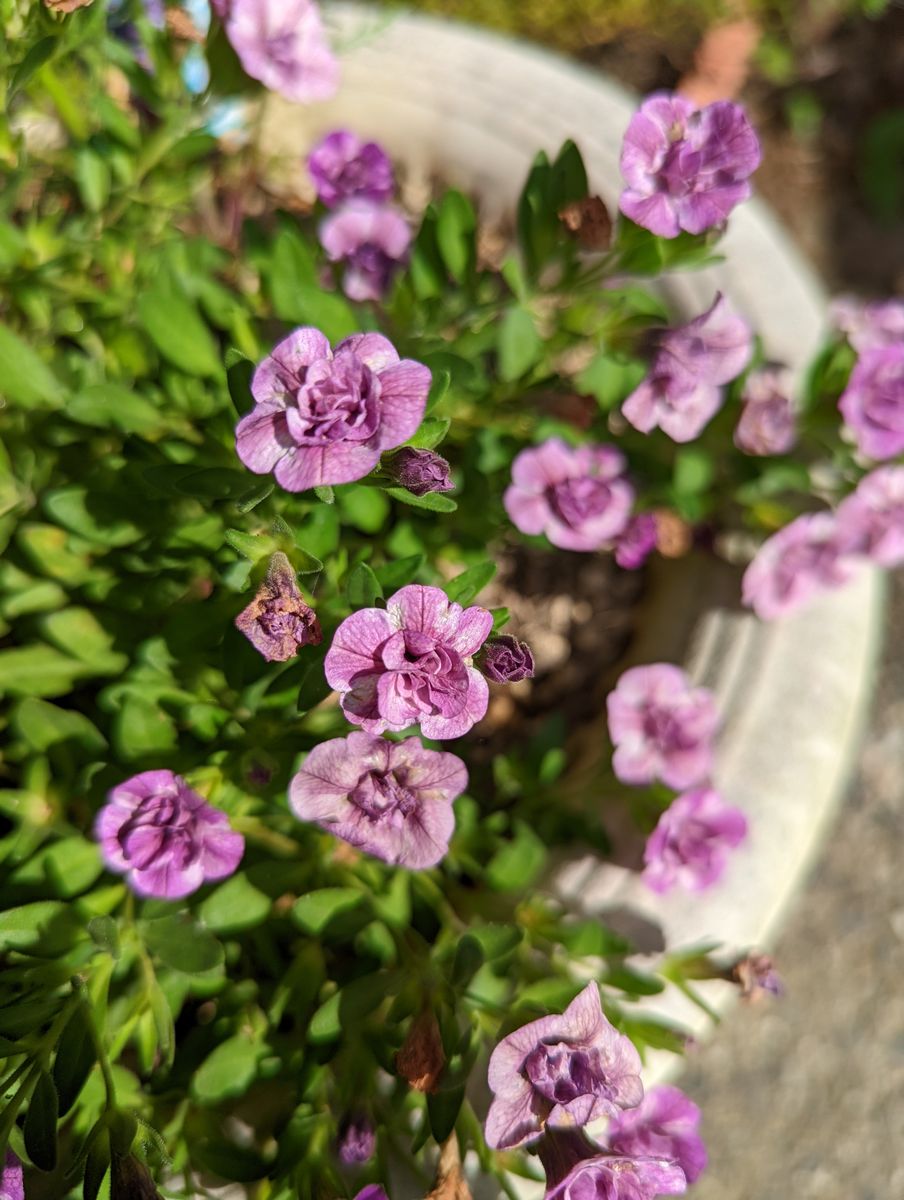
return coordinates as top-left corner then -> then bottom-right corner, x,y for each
679,573 -> 904,1199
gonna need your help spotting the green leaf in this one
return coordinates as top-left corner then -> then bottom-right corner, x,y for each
575,352 -> 646,411
141,914 -> 225,975
267,227 -> 319,320
374,554 -> 424,591
12,698 -> 107,754
43,487 -> 141,549
0,901 -> 79,954
346,562 -> 383,609
292,888 -> 365,936
52,1006 -> 97,1117
468,924 -> 523,960
8,36 -> 56,99
451,935 -> 484,989
436,190 -> 476,283
25,1071 -> 58,1172
68,384 -> 168,438
443,561 -> 496,606
407,417 -> 451,451
137,287 -> 221,377
0,323 -> 64,409
427,1083 -> 465,1143
307,973 -> 393,1044
75,148 -> 111,213
193,1036 -> 261,1104
490,607 -> 510,633
337,484 -> 390,533
557,921 -> 630,958
604,965 -> 665,996
673,448 -> 715,496
199,873 -> 271,935
113,695 -> 178,760
42,839 -> 104,899
386,487 -> 457,513
225,351 -> 255,417
518,978 -> 584,1012
486,821 -> 547,892
83,1125 -> 111,1200
497,307 -> 543,383
314,485 -> 335,505
295,642 -> 332,714
40,608 -> 127,670
425,368 -> 451,413
224,528 -> 277,563
0,645 -> 92,699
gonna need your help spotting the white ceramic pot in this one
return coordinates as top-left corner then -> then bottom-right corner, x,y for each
258,4 -> 883,1192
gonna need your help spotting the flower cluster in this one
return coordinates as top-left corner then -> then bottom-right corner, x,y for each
484,986 -> 704,1199
309,128 -> 411,301
218,0 -> 338,104
607,664 -> 747,892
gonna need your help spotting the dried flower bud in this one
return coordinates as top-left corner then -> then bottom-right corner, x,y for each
396,1009 -> 445,1093
730,952 -> 783,1001
653,508 -> 694,558
425,1135 -> 473,1200
235,552 -> 322,663
480,635 -> 535,683
165,8 -> 204,41
385,448 -> 454,497
558,196 -> 612,251
44,0 -> 93,11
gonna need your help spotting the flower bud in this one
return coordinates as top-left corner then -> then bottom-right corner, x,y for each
385,447 -> 454,497
480,635 -> 535,683
338,1113 -> 376,1166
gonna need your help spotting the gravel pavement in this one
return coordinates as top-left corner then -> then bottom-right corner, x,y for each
679,573 -> 904,1199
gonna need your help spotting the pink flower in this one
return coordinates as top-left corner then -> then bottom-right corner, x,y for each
224,0 -> 338,104
235,328 -> 430,491
830,295 -> 904,354
606,1086 -> 707,1185
734,366 -> 797,456
0,1152 -> 24,1200
484,982 -> 644,1152
741,512 -> 860,620
234,552 -> 322,661
642,787 -> 747,893
324,584 -> 493,740
504,438 -> 634,552
353,1189 -> 388,1200
545,1152 -> 686,1200
94,771 -> 244,900
614,513 -> 658,570
606,664 -> 719,790
837,466 -> 904,567
320,201 -> 412,302
308,129 -> 394,208
619,93 -> 760,238
839,344 -> 904,461
290,732 -> 466,869
623,294 -> 753,442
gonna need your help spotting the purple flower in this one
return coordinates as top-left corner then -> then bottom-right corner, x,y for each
385,447 -> 454,496
831,295 -> 904,354
839,344 -> 904,461
338,1113 -> 377,1165
0,1152 -> 24,1200
837,466 -> 904,567
354,1190 -> 388,1200
95,771 -> 244,900
619,92 -> 760,237
606,664 -> 719,790
290,732 -> 465,868
235,552 -> 322,662
325,584 -> 493,740
643,787 -> 747,894
623,294 -> 753,442
547,1154 -> 686,1200
606,1086 -> 707,1185
224,0 -> 339,104
480,635 -> 535,683
504,438 -> 635,552
484,982 -> 644,1152
320,201 -> 412,302
235,328 -> 430,491
741,512 -> 860,620
734,366 -> 797,456
614,513 -> 658,570
308,130 -> 394,208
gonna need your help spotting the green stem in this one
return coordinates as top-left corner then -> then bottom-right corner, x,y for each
75,980 -> 116,1110
231,815 -> 300,857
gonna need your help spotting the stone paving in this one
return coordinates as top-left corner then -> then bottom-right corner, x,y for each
680,574 -> 904,1199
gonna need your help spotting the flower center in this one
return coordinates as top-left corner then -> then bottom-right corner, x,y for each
117,792 -> 198,871
350,767 -> 418,821
380,630 -> 470,719
286,352 -> 380,445
549,477 -> 612,527
522,1042 -> 611,1107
